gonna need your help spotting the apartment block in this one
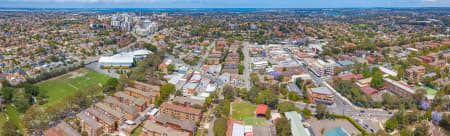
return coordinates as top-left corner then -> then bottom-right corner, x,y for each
76,112 -> 103,136
307,87 -> 335,105
124,87 -> 159,105
306,59 -> 336,78
405,65 -> 426,81
160,102 -> 202,122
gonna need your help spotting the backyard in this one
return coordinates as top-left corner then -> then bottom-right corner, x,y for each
232,101 -> 266,126
37,68 -> 111,107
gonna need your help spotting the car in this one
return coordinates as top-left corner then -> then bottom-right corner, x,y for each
370,129 -> 374,132
388,112 -> 392,114
360,110 -> 365,113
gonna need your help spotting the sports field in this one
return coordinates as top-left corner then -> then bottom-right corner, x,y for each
232,101 -> 266,126
37,68 -> 111,106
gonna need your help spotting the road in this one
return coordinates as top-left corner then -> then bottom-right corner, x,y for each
242,42 -> 251,89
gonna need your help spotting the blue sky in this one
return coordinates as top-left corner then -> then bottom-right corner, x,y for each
1,0 -> 449,8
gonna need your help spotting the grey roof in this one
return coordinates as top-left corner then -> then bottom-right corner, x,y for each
104,96 -> 138,114
86,107 -> 115,125
154,113 -> 196,132
337,60 -> 354,66
142,120 -> 190,136
114,91 -> 146,106
76,112 -> 102,130
310,87 -> 333,95
173,96 -> 205,106
56,121 -> 81,136
95,102 -> 124,120
287,83 -> 303,96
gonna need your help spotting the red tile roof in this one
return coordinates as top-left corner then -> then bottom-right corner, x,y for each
256,104 -> 269,115
361,86 -> 379,94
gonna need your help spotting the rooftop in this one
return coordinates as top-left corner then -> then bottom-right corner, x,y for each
310,87 -> 333,95
76,112 -> 102,130
284,111 -> 309,136
155,113 -> 196,132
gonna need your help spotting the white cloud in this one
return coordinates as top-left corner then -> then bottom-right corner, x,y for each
422,0 -> 437,2
4,0 -> 169,3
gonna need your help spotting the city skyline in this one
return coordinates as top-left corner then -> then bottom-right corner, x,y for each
1,0 -> 450,8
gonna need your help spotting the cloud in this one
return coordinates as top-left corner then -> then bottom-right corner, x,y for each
3,0 -> 168,3
422,0 -> 437,2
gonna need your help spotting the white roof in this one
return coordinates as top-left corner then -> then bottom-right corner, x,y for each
127,49 -> 152,56
99,54 -> 134,63
378,66 -> 398,77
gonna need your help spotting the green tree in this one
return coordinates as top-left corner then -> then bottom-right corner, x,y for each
370,67 -> 384,89
288,92 -> 299,101
102,78 -> 118,92
265,109 -> 271,119
222,85 -> 235,101
276,118 -> 291,136
316,103 -> 327,119
160,83 -> 176,100
167,64 -> 174,74
277,101 -> 299,113
303,107 -> 312,118
1,87 -> 14,104
116,74 -> 129,91
385,117 -> 398,132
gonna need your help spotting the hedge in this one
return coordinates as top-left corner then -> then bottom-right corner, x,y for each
333,114 -> 369,135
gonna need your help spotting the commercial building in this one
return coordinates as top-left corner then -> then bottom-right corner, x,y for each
405,66 -> 426,81
99,54 -> 134,69
383,78 -> 415,98
307,87 -> 334,105
306,59 -> 336,78
160,102 -> 202,122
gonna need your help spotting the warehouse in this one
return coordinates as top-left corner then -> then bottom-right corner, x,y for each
99,54 -> 134,69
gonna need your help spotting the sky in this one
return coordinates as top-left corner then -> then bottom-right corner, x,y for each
1,0 -> 449,8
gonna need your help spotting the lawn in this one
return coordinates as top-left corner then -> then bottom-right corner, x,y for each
0,112 -> 8,134
415,86 -> 438,96
231,101 -> 266,126
6,105 -> 24,134
37,68 -> 111,107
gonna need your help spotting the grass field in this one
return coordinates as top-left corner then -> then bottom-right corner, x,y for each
0,112 -> 7,134
6,105 -> 24,134
37,68 -> 111,107
232,101 -> 266,126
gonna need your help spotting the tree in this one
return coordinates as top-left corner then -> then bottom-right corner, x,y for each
1,87 -> 14,104
413,122 -> 430,136
276,118 -> 291,136
316,103 -> 327,119
14,89 -> 31,112
222,85 -> 235,101
213,118 -> 227,136
370,68 -> 384,89
277,101 -> 299,113
2,120 -> 20,136
415,88 -> 427,104
256,90 -> 279,108
174,90 -> 183,96
265,109 -> 271,119
116,74 -> 129,91
167,64 -> 174,74
24,83 -> 40,96
160,83 -> 176,100
303,107 -> 312,118
385,117 -> 398,132
288,92 -> 299,101
102,78 -> 118,93
250,72 -> 259,85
